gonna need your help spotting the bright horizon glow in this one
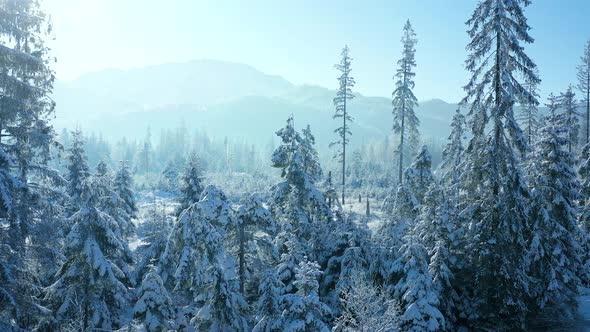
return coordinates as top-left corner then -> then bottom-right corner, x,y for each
43,0 -> 590,103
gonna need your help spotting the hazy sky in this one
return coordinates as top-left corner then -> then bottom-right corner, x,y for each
43,0 -> 590,102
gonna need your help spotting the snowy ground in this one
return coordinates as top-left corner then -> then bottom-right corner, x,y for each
340,196 -> 386,230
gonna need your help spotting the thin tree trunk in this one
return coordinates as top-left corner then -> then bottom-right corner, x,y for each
342,75 -> 347,205
398,57 -> 408,185
238,222 -> 245,294
493,27 -> 501,197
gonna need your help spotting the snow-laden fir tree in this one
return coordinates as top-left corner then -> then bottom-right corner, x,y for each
459,0 -> 539,328
578,142 -> 590,232
281,258 -> 332,332
578,39 -> 590,145
46,177 -> 131,330
383,146 -> 432,215
114,160 -> 138,232
229,193 -> 277,298
392,19 -> 420,184
133,266 -> 176,331
558,86 -> 580,154
276,234 -> 305,295
331,45 -> 355,204
301,124 -> 323,183
65,129 -> 90,210
269,116 -> 332,237
415,183 -> 459,331
161,159 -> 181,193
393,237 -> 444,332
135,197 -> 172,285
93,163 -> 135,283
333,272 -> 400,332
526,109 -> 584,322
159,185 -> 248,330
253,270 -> 285,332
437,108 -> 466,198
402,145 -> 434,204
518,68 -> 541,147
175,152 -> 204,216
374,184 -> 417,288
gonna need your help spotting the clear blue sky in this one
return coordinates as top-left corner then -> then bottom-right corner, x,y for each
44,0 -> 590,102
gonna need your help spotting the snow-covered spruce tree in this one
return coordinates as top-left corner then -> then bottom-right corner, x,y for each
0,2 -> 58,322
175,152 -> 204,216
253,270 -> 285,332
392,19 -> 420,184
114,160 -> 138,232
558,86 -> 580,154
93,164 -> 135,284
65,129 -> 90,211
437,108 -> 466,196
333,272 -> 400,332
46,177 -> 130,330
161,159 -> 181,193
135,198 -> 172,283
578,39 -> 590,145
383,146 -> 432,215
393,236 -> 444,332
578,142 -> 590,232
331,45 -> 355,204
159,185 -> 248,330
526,110 -> 584,322
281,258 -> 332,332
373,184 -> 417,288
301,124 -> 323,183
459,0 -> 539,329
518,68 -> 541,148
228,193 -> 277,299
191,261 -> 249,331
133,266 -> 176,331
415,183 -> 459,331
403,145 -> 434,204
269,116 -> 332,238
276,233 -> 305,295
320,217 -> 374,312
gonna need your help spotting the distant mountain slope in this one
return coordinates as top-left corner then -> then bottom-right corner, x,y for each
67,59 -> 294,108
51,59 -> 465,148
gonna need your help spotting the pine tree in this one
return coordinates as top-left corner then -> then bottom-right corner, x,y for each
403,145 -> 434,204
276,234 -> 305,295
578,142 -> 590,232
578,39 -> 590,145
253,270 -> 285,332
558,86 -> 579,154
392,20 -> 420,184
133,266 -> 176,330
114,160 -> 137,221
301,124 -> 323,183
230,193 -> 277,298
159,185 -> 247,330
269,116 -> 332,235
526,109 -> 584,322
460,0 -> 539,328
281,258 -> 332,332
47,177 -> 130,330
437,108 -> 466,198
176,152 -> 204,216
415,183 -> 459,331
393,238 -> 444,332
331,45 -> 355,204
65,130 -> 90,208
518,69 -> 541,147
